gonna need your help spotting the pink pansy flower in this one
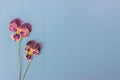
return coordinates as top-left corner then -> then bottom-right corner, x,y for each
9,18 -> 32,42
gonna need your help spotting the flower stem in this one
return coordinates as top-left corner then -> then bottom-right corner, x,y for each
18,41 -> 21,80
22,61 -> 32,80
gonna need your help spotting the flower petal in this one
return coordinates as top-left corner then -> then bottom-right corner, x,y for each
10,18 -> 22,27
26,40 -> 41,52
10,34 -> 21,42
9,23 -> 18,32
25,46 -> 31,52
24,54 -> 32,61
20,28 -> 30,37
21,23 -> 32,32
33,49 -> 39,55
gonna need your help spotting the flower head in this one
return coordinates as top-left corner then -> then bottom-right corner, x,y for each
9,18 -> 32,42
24,40 -> 41,61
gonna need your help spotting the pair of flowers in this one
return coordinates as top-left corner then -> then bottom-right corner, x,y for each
9,18 -> 41,80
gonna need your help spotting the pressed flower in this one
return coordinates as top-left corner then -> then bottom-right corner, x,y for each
24,40 -> 41,61
22,40 -> 41,80
9,18 -> 32,80
9,18 -> 32,42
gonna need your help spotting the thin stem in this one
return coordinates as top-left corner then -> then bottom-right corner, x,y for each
22,61 -> 32,80
18,41 -> 21,80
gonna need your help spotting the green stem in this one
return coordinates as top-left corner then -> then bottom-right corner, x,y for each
18,41 -> 21,80
22,61 -> 32,80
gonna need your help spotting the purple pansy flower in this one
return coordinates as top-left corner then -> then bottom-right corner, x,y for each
24,40 -> 41,61
9,18 -> 32,42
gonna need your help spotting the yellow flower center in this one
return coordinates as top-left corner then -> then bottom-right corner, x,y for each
16,28 -> 22,34
28,48 -> 34,55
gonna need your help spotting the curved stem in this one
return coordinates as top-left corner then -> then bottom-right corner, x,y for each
18,41 -> 21,80
22,61 -> 32,80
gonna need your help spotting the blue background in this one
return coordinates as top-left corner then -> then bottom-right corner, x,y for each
0,0 -> 120,80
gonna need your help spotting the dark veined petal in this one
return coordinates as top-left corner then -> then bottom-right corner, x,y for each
25,46 -> 31,52
20,28 -> 30,37
9,23 -> 18,32
10,34 -> 21,42
21,23 -> 32,32
10,18 -> 22,27
24,53 -> 32,61
26,40 -> 41,52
